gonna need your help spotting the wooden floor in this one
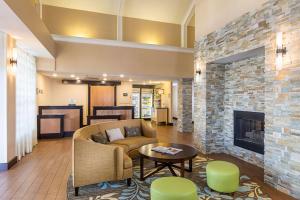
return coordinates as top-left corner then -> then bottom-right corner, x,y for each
0,124 -> 294,200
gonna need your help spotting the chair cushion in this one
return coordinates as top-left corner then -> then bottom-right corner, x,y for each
112,136 -> 158,151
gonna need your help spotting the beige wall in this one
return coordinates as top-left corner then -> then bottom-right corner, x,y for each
47,41 -> 193,79
123,17 -> 181,47
195,0 -> 267,39
0,33 -> 16,163
41,5 -> 182,47
42,5 -> 117,40
155,81 -> 172,123
117,82 -> 133,106
187,26 -> 195,48
6,36 -> 16,162
37,74 -> 89,124
4,0 -> 55,57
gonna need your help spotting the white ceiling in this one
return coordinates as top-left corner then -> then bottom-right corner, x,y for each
0,1 -> 52,58
41,0 -> 194,24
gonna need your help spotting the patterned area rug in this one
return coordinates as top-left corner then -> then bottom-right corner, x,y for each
67,156 -> 272,200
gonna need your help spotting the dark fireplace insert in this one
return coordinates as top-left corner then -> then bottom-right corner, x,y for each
234,111 -> 264,154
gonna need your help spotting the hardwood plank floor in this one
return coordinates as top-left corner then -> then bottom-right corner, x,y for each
0,124 -> 295,200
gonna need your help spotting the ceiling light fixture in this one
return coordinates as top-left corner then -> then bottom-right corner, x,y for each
103,73 -> 107,77
120,74 -> 124,78
53,73 -> 57,77
76,77 -> 80,80
129,79 -> 133,82
70,74 -> 75,78
103,78 -> 107,81
101,80 -> 106,84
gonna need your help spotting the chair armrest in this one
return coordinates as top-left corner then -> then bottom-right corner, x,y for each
141,120 -> 157,138
72,139 -> 124,187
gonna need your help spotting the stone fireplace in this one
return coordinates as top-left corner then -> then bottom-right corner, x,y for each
193,0 -> 300,198
233,111 -> 264,154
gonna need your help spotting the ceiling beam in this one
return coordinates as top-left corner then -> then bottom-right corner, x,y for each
181,0 -> 196,48
117,0 -> 125,41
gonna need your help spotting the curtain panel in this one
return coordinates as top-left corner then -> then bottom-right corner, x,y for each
15,48 -> 37,160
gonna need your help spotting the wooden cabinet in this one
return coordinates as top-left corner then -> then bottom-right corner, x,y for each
152,108 -> 168,125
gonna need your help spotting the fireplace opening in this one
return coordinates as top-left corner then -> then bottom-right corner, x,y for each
234,111 -> 264,154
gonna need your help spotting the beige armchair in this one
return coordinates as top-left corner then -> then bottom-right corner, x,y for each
72,119 -> 157,196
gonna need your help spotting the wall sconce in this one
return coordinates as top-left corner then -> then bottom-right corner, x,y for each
276,32 -> 287,71
10,48 -> 17,71
158,89 -> 164,95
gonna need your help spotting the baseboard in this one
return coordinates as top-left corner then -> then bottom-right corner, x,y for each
0,156 -> 17,172
38,133 -> 62,139
64,131 -> 75,137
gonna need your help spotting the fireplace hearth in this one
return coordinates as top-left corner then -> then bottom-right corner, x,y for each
234,111 -> 265,154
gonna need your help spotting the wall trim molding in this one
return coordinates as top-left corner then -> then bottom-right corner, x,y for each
0,156 -> 17,171
52,34 -> 194,53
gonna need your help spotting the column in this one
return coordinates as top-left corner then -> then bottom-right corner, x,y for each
177,78 -> 193,133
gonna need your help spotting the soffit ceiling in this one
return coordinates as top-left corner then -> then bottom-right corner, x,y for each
41,0 -> 194,24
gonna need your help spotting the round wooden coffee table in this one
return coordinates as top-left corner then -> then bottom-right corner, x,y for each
138,143 -> 198,180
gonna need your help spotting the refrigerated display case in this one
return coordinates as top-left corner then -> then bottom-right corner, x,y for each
132,86 -> 154,119
141,88 -> 153,118
132,88 -> 140,118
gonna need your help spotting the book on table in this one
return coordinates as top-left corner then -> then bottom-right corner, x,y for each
151,146 -> 183,155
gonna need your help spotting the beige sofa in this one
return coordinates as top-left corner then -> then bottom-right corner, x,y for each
72,119 -> 157,196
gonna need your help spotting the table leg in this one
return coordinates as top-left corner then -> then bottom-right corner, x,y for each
180,161 -> 185,177
140,156 -> 144,181
189,159 -> 193,172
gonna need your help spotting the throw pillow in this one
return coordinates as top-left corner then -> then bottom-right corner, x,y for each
91,133 -> 108,144
106,128 -> 124,142
125,126 -> 142,137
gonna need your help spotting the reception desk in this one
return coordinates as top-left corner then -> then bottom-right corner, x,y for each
38,106 -> 83,139
93,106 -> 134,120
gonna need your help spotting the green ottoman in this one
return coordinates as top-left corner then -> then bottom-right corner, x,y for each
151,177 -> 198,200
206,161 -> 240,193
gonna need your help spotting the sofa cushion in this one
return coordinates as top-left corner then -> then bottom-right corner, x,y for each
123,153 -> 133,169
125,126 -> 142,137
91,133 -> 108,144
112,136 -> 158,151
106,128 -> 124,142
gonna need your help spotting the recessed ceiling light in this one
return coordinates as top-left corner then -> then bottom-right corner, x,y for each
103,78 -> 107,81
129,79 -> 133,82
101,80 -> 106,84
120,74 -> 124,78
76,79 -> 81,83
143,82 -> 146,85
70,74 -> 75,78
52,73 -> 57,77
76,77 -> 80,80
103,73 -> 107,77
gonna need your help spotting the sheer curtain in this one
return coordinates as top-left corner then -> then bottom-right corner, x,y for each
15,48 -> 37,160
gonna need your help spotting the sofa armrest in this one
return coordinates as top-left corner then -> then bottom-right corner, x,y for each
141,120 -> 157,138
72,139 -> 125,187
